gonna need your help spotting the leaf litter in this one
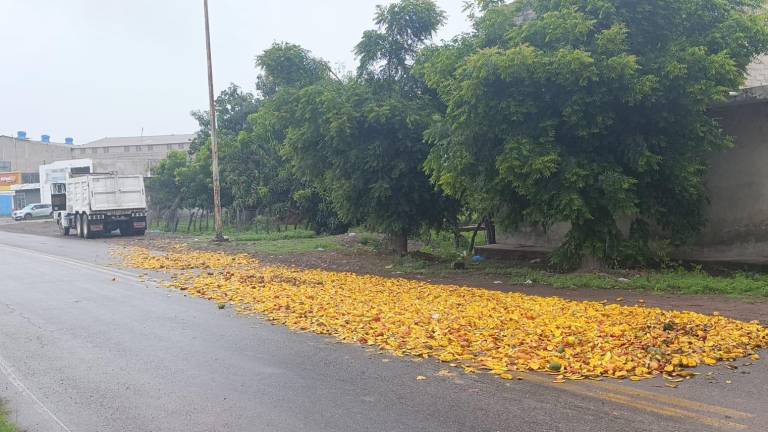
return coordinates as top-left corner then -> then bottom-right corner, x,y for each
121,247 -> 768,382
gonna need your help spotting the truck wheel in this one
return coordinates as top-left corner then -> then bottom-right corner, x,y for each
58,219 -> 70,236
133,229 -> 146,236
83,217 -> 94,239
76,214 -> 84,238
119,223 -> 133,237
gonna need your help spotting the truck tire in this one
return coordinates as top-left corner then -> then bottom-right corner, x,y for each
83,216 -> 94,239
58,218 -> 70,236
119,223 -> 133,237
133,229 -> 146,236
76,214 -> 84,238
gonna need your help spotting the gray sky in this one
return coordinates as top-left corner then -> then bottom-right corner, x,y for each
0,0 -> 471,144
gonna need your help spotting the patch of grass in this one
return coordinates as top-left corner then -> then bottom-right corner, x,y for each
0,401 -> 19,432
392,254 -> 432,273
245,236 -> 341,255
476,265 -> 768,297
417,229 -> 489,260
226,229 -> 317,242
386,252 -> 768,297
356,233 -> 382,248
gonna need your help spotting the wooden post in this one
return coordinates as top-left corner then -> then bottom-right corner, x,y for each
204,0 -> 226,242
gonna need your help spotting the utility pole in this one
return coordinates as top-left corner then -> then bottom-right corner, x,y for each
203,0 -> 226,242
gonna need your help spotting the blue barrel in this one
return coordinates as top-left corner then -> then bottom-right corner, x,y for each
65,137 -> 74,145
16,131 -> 27,140
41,134 -> 50,143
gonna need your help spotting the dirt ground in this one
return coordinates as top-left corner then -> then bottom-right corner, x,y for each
2,219 -> 766,324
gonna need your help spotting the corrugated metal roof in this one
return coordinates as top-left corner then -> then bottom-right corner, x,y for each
77,134 -> 196,148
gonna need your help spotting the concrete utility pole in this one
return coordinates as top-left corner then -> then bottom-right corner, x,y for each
203,0 -> 226,242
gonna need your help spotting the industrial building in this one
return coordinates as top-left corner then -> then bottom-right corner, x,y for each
0,132 -> 74,215
0,132 -> 73,172
0,132 -> 193,215
70,134 -> 195,176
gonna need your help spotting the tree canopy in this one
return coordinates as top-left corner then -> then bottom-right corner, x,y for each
281,0 -> 454,253
152,0 -> 768,266
418,0 -> 768,268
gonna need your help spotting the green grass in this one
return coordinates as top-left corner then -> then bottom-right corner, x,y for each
242,236 -> 341,255
0,401 -> 19,432
417,230 -> 488,260
462,264 -> 768,297
224,229 -> 317,242
392,254 -> 432,272
389,251 -> 768,297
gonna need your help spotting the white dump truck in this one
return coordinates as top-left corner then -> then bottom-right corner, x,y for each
53,173 -> 148,238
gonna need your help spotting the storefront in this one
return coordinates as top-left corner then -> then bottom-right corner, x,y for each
11,183 -> 41,210
0,172 -> 21,216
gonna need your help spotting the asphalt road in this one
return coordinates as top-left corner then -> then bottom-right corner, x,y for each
0,227 -> 766,432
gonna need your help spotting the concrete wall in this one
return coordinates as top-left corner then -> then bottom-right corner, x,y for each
700,101 -> 768,246
745,55 -> 768,88
71,142 -> 190,176
92,159 -> 162,177
0,136 -> 72,172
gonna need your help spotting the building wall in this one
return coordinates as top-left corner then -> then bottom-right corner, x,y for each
745,55 -> 768,88
700,102 -> 768,245
0,136 -> 72,172
70,142 -> 190,176
0,193 -> 12,216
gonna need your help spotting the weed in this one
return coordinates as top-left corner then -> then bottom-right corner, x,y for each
0,400 -> 19,432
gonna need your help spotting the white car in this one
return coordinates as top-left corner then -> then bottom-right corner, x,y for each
13,203 -> 53,221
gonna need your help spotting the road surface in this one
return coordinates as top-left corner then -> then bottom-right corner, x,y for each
0,228 -> 765,431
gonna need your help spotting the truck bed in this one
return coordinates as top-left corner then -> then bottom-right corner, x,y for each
67,174 -> 147,213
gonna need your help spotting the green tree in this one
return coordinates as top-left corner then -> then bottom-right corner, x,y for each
282,0 -> 452,254
256,42 -> 337,98
419,0 -> 768,268
190,83 -> 258,153
220,43 -> 340,229
146,151 -> 190,229
146,151 -> 188,212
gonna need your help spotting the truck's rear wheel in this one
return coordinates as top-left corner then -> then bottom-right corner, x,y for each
119,223 -> 133,237
76,214 -> 84,238
133,229 -> 146,236
83,216 -> 94,239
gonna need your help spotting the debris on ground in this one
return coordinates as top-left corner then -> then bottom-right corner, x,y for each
122,247 -> 768,382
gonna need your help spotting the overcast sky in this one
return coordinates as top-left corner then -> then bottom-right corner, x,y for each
0,0 -> 470,144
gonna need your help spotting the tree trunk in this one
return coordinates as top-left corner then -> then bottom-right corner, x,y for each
485,217 -> 497,245
186,210 -> 197,233
164,195 -> 182,232
468,221 -> 483,255
389,230 -> 408,256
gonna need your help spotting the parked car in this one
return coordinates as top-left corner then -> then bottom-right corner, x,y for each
13,203 -> 53,221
